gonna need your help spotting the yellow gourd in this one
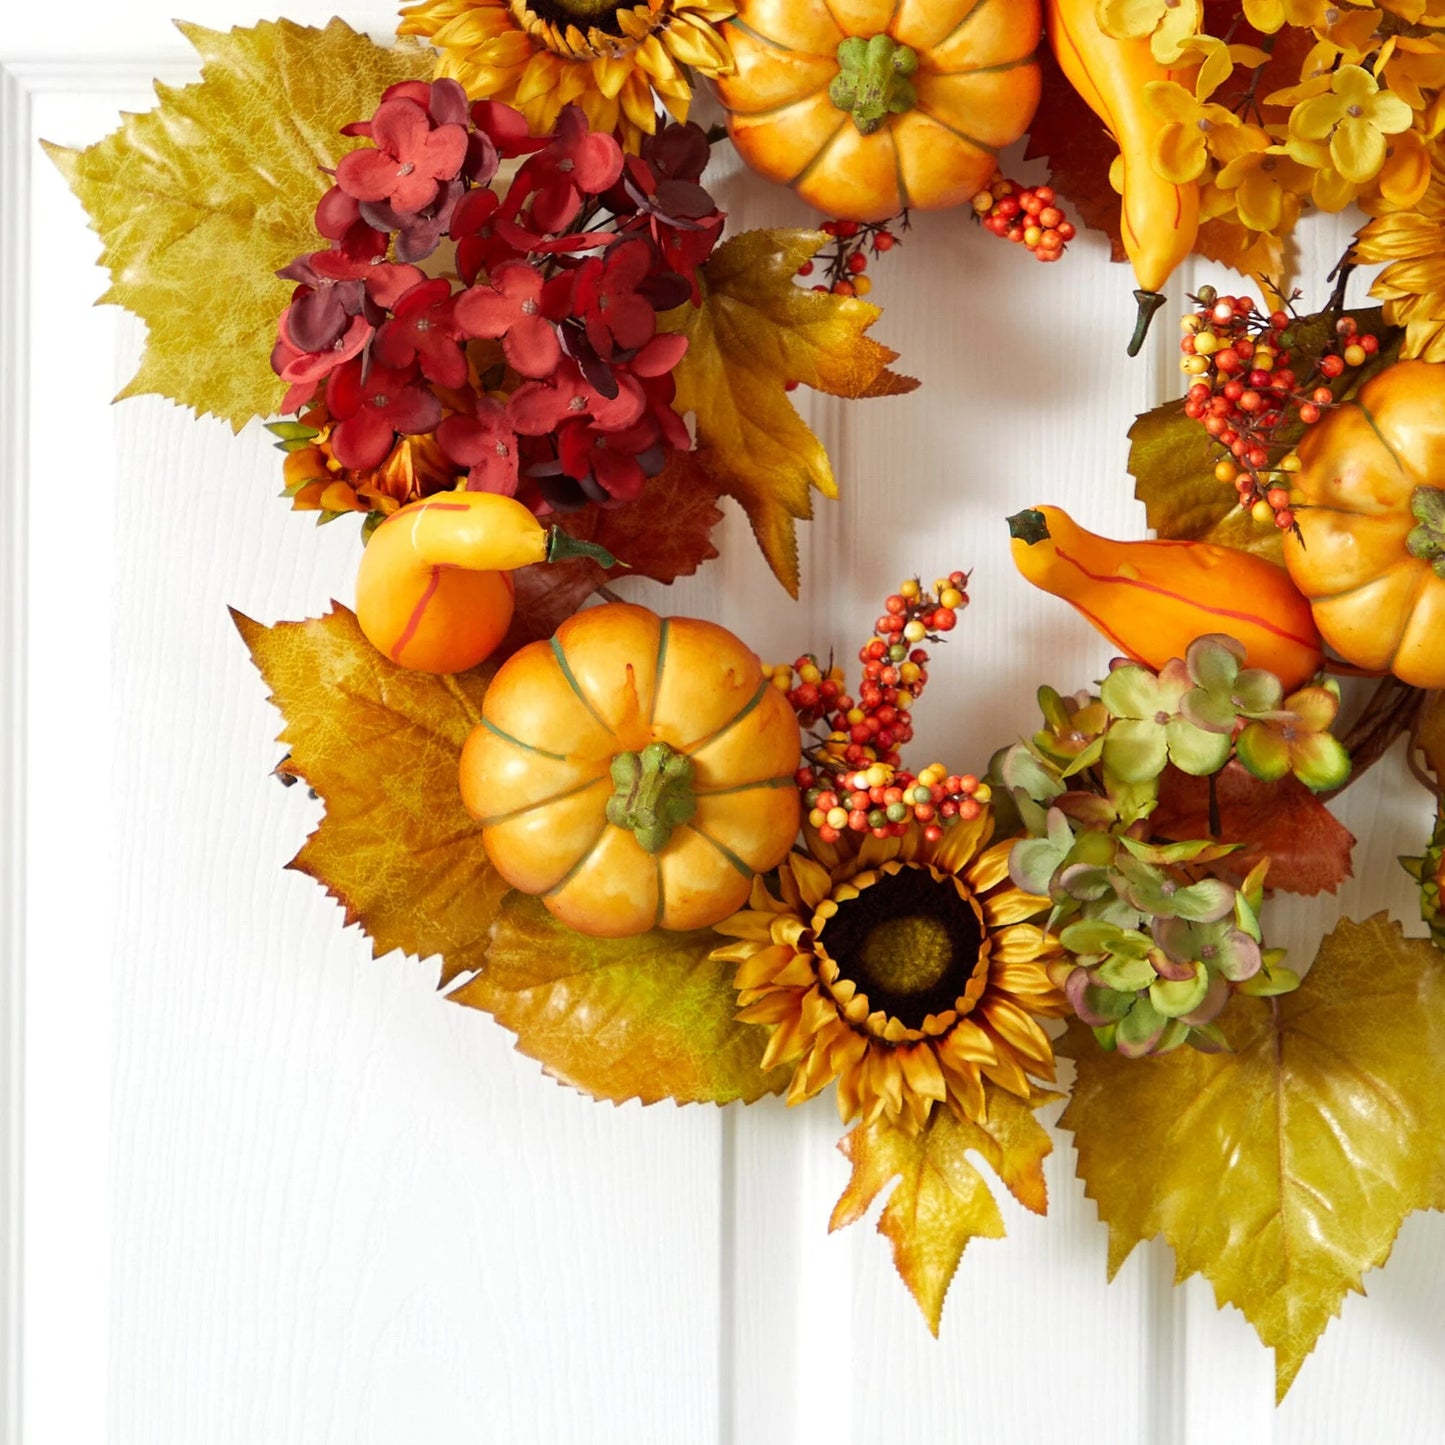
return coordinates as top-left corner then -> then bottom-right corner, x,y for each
354,492 -> 619,674
1044,0 -> 1200,353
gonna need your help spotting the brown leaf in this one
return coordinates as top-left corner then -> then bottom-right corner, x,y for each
448,892 -> 788,1105
498,450 -> 724,656
830,1089 -> 1054,1334
1024,46 -> 1126,261
668,228 -> 918,597
1151,762 -> 1355,896
45,20 -> 426,429
1060,913 -> 1445,1400
234,604 -> 505,985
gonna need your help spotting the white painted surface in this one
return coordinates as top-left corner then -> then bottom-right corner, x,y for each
5,6 -> 1445,1441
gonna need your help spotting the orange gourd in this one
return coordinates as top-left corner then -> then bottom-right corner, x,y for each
1008,505 -> 1325,689
1282,359 -> 1445,688
714,0 -> 1042,222
460,601 -> 802,938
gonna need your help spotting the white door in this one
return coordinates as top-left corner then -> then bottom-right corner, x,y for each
7,3 -> 1445,1440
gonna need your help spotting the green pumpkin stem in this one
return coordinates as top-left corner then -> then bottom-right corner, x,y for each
606,741 -> 696,854
829,34 -> 918,135
1407,485 -> 1445,577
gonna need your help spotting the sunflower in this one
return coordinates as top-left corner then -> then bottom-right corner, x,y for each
397,0 -> 736,151
712,811 -> 1067,1135
1355,170 -> 1445,362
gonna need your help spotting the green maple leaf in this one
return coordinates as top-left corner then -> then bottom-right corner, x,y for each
45,19 -> 426,429
1060,911 -> 1445,1400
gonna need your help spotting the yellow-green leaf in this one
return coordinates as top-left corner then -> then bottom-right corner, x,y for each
1060,912 -> 1445,1400
45,19 -> 426,429
1127,396 -> 1284,560
449,893 -> 789,1105
667,228 -> 918,597
830,1089 -> 1054,1333
234,604 -> 506,985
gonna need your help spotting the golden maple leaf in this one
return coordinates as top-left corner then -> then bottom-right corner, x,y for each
1059,912 -> 1445,1401
450,893 -> 790,1106
45,20 -> 426,429
667,229 -> 918,597
830,1087 -> 1055,1333
234,604 -> 507,986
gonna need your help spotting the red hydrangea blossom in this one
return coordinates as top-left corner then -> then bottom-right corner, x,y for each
571,238 -> 658,359
326,359 -> 442,470
436,394 -> 520,495
372,278 -> 466,389
453,261 -> 565,379
335,96 -> 468,214
270,94 -> 727,521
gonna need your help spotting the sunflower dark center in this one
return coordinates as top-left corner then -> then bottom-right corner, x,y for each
821,866 -> 984,1030
519,0 -> 633,37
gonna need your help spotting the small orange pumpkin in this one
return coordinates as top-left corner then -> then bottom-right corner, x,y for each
459,601 -> 802,937
1282,359 -> 1445,688
714,0 -> 1042,222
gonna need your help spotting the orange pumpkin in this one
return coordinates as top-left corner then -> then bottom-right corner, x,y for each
459,601 -> 802,937
1282,359 -> 1445,688
714,0 -> 1042,222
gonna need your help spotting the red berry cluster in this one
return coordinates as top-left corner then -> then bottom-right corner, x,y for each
270,81 -> 724,519
1178,287 -> 1379,528
770,573 -> 988,846
970,178 -> 1074,262
795,216 -> 903,299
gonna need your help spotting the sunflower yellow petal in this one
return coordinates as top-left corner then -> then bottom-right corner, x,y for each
938,1016 -> 998,1066
930,810 -> 991,876
981,997 -> 1055,1064
982,884 -> 1046,927
733,942 -> 801,990
664,12 -> 735,72
898,1044 -> 948,1103
990,922 -> 1058,965
964,838 -> 1014,894
944,1065 -> 986,1123
790,852 -> 834,910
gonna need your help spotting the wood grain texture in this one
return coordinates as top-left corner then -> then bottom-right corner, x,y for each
15,7 -> 1445,1442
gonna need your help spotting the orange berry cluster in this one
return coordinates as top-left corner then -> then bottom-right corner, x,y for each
970,178 -> 1074,261
770,573 -> 988,846
1179,287 -> 1379,528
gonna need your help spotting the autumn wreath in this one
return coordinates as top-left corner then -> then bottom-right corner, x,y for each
50,0 -> 1445,1404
